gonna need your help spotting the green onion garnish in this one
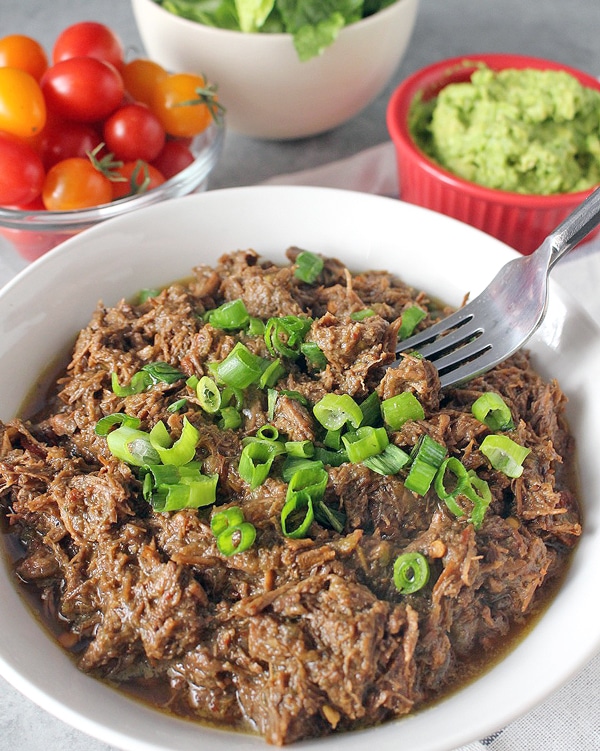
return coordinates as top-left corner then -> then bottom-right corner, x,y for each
284,440 -> 315,458
149,417 -> 199,467
313,393 -> 363,432
219,406 -> 242,430
350,309 -> 375,321
95,412 -> 141,435
111,361 -> 186,396
404,434 -> 447,495
205,299 -> 249,330
359,391 -> 382,427
264,316 -> 312,359
211,505 -> 244,536
471,392 -> 515,431
280,466 -> 328,538
300,341 -> 327,369
211,506 -> 256,556
196,375 -> 221,414
393,552 -> 430,594
363,443 -> 411,475
434,456 -> 471,517
398,305 -> 427,340
215,342 -> 269,389
142,463 -> 218,511
480,434 -> 530,478
238,439 -> 284,489
106,425 -> 161,466
381,391 -> 425,430
313,500 -> 346,533
342,425 -> 389,463
294,250 -> 324,284
464,470 -> 492,529
258,358 -> 286,389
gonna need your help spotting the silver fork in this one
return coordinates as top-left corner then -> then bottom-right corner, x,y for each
395,186 -> 600,388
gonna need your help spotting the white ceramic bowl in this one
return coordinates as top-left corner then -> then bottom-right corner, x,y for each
131,0 -> 419,139
1,186 -> 600,751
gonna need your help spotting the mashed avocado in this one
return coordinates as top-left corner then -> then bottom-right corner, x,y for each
410,65 -> 600,194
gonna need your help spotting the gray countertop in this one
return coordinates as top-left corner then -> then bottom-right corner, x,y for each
1,1 -> 600,749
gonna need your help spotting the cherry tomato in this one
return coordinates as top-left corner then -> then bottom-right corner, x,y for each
0,34 -> 48,81
152,139 -> 195,180
41,57 -> 124,123
111,160 -> 165,200
151,73 -> 221,138
37,119 -> 102,169
42,157 -> 113,210
103,103 -> 165,163
52,22 -> 124,70
0,131 -> 45,205
0,68 -> 46,138
122,58 -> 168,106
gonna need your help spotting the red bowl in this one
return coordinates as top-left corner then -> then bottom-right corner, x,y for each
386,53 -> 600,254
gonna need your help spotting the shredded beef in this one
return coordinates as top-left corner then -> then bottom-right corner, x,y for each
0,249 -> 581,745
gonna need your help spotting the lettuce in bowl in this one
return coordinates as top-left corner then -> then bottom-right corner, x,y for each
154,0 -> 399,60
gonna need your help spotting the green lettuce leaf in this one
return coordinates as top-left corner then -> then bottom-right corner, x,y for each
235,0 -> 276,31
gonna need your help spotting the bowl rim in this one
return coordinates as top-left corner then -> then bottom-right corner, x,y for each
132,0 -> 416,43
0,122 -> 224,232
386,52 -> 600,206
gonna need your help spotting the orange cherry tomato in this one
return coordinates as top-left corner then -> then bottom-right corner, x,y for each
0,34 -> 48,81
42,157 -> 113,210
0,67 -> 46,137
151,73 -> 222,138
122,58 -> 168,107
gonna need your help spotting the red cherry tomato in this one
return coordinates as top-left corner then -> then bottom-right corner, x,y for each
111,160 -> 165,200
40,57 -> 124,123
52,22 -> 124,70
0,34 -> 48,81
152,139 -> 195,180
122,58 -> 168,106
37,119 -> 102,169
42,157 -> 113,210
103,103 -> 165,163
0,131 -> 45,205
0,68 -> 47,138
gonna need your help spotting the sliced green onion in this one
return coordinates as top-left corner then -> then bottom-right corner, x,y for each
313,393 -> 363,432
471,392 -> 515,431
281,465 -> 328,538
393,552 -> 430,594
205,299 -> 249,330
256,425 -> 279,441
149,417 -> 199,466
145,466 -> 218,511
247,316 -> 265,336
381,392 -> 425,430
350,308 -> 375,321
434,456 -> 471,517
186,374 -> 199,389
398,305 -> 427,340
137,288 -> 160,303
196,375 -> 221,413
313,500 -> 346,533
359,391 -> 382,427
364,443 -> 411,475
217,522 -> 256,555
141,361 -> 186,384
281,457 -> 324,483
294,250 -> 323,284
238,440 -> 281,489
111,370 -> 152,396
284,440 -> 314,458
323,428 -> 342,450
464,470 -> 492,529
95,412 -> 141,436
404,434 -> 447,495
221,385 -> 244,410
264,316 -> 312,359
211,505 -> 245,537
313,446 -> 349,467
167,398 -> 188,413
218,406 -> 242,430
215,342 -> 269,389
300,341 -> 327,369
259,358 -> 286,389
342,426 -> 389,463
480,434 -> 530,478
106,425 -> 161,466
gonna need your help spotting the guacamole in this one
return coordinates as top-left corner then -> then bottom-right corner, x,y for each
410,65 -> 600,194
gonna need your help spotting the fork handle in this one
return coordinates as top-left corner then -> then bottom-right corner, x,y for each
548,185 -> 600,269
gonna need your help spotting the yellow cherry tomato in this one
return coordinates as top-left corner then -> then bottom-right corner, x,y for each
0,67 -> 47,138
0,34 -> 48,81
151,72 -> 223,138
122,58 -> 168,107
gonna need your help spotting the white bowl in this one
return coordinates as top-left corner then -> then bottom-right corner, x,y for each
131,0 -> 419,139
1,186 -> 600,751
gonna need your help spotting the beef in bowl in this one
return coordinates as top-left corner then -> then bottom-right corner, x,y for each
0,242 -> 580,745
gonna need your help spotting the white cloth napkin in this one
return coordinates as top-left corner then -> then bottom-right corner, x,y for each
264,142 -> 600,751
